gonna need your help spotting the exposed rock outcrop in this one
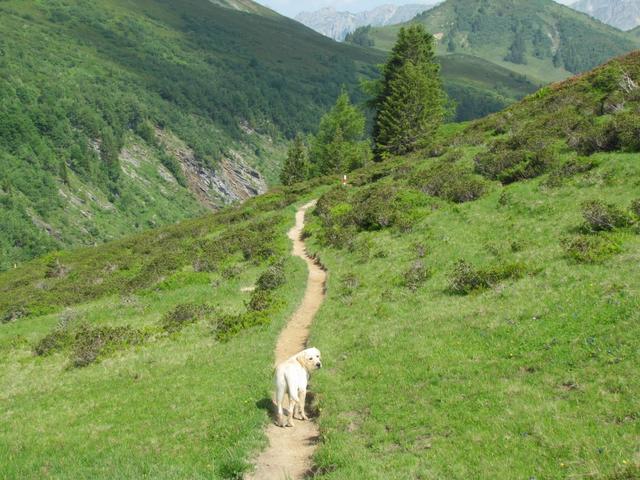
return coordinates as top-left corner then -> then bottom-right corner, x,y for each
156,129 -> 267,210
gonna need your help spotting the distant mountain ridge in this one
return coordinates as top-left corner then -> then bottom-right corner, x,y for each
295,4 -> 436,41
571,0 -> 640,31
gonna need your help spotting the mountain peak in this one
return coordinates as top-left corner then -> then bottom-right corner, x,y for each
571,0 -> 640,31
295,3 -> 436,41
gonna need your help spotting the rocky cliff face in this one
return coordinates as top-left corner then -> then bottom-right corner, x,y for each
296,4 -> 436,41
571,0 -> 640,31
156,129 -> 267,210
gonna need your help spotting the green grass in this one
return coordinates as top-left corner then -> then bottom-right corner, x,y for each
2,46 -> 640,480
304,152 -> 640,478
0,189 -> 316,479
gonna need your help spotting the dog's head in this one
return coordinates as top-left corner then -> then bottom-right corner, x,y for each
296,347 -> 322,371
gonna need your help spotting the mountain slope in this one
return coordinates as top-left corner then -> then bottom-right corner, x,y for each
365,0 -> 639,81
1,52 -> 639,479
295,4 -> 436,41
0,0 -> 383,270
571,0 -> 640,31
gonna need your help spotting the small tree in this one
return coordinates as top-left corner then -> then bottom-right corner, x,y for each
371,25 -> 446,159
280,135 -> 309,186
310,91 -> 371,175
376,61 -> 445,157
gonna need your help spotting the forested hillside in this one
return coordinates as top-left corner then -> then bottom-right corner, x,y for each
347,0 -> 639,119
1,50 -> 639,479
0,0 -> 383,270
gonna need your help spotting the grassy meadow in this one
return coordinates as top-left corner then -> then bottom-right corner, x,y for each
0,191 -> 316,479
2,49 -> 640,480
304,152 -> 640,479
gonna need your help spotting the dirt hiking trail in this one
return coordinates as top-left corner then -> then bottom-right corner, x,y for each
246,200 -> 326,480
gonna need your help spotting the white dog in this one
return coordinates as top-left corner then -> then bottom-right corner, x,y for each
274,347 -> 322,427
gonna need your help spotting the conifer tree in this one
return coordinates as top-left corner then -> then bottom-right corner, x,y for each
376,62 -> 443,156
280,135 -> 309,186
310,91 -> 371,175
371,25 -> 446,159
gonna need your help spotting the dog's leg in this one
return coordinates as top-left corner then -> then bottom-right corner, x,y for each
275,377 -> 286,427
286,387 -> 299,427
297,388 -> 309,421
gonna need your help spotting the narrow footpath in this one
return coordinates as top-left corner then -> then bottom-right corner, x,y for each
246,200 -> 327,480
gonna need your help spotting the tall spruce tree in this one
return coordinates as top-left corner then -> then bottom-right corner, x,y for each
371,25 -> 446,159
280,134 -> 309,186
310,91 -> 371,175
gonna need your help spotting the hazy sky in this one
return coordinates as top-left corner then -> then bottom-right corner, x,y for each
255,0 -> 575,18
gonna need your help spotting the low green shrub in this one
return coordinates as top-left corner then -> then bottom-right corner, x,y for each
448,259 -> 526,295
33,329 -> 73,356
214,311 -> 270,342
402,260 -> 431,291
72,325 -> 147,368
2,306 -> 28,324
569,119 -> 620,156
630,199 -> 640,219
582,200 -> 632,232
616,111 -> 640,152
474,145 -> 554,184
571,111 -> 640,155
562,234 -> 622,263
255,261 -> 286,291
411,163 -> 487,203
544,157 -> 597,187
45,259 -> 69,279
315,183 -> 430,248
161,303 -> 215,333
246,289 -> 272,312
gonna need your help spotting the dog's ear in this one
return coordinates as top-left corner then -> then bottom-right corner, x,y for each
296,351 -> 307,367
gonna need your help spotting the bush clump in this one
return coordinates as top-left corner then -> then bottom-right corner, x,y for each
582,200 -> 632,232
255,261 -> 286,291
544,157 -> 597,187
246,289 -> 272,312
448,260 -> 526,295
214,311 -> 270,342
72,325 -> 146,368
161,303 -> 215,333
562,235 -> 622,263
474,146 -> 554,184
315,183 -> 430,247
411,163 -> 487,203
631,199 -> 640,219
571,120 -> 620,156
571,112 -> 640,156
33,329 -> 73,356
2,307 -> 28,324
402,260 -> 431,291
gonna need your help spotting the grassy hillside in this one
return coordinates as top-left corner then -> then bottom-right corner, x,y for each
348,0 -> 639,120
1,53 -> 640,479
0,0 -> 383,270
439,54 -> 538,120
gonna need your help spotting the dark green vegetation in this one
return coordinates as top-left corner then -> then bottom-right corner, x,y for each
280,135 -> 309,186
371,25 -> 447,158
309,91 -> 372,175
0,0 -> 383,269
349,0 -> 640,120
2,37 -> 640,480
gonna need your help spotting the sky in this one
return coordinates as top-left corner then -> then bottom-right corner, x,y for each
255,0 -> 575,18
